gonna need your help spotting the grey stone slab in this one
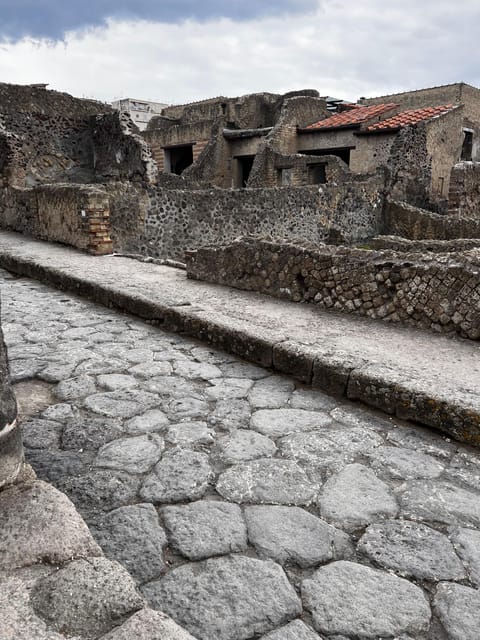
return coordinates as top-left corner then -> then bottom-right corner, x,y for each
330,405 -> 393,433
144,376 -> 204,399
386,425 -> 457,460
31,557 -> 144,638
9,357 -> 45,382
290,388 -> 336,411
446,451 -> 480,491
216,459 -> 318,506
162,500 -> 247,560
358,520 -> 465,581
37,361 -> 77,383
450,527 -> 480,586
220,361 -> 269,379
260,620 -> 321,639
84,390 -> 159,418
75,356 -> 128,375
213,429 -> 277,465
95,434 -> 164,474
54,374 -> 97,401
251,408 -> 333,438
22,418 -> 63,449
319,464 -> 398,532
142,555 -> 302,640
398,480 -> 480,528
98,374 -> 139,390
124,409 -> 170,435
248,377 -> 295,409
434,582 -> 480,640
165,421 -> 215,446
0,480 -> 101,570
42,402 -> 77,421
129,361 -> 173,378
140,448 -> 213,503
302,561 -> 431,638
245,505 -> 352,567
90,504 -> 167,584
61,416 -> 126,451
162,396 -> 210,421
99,608 -> 196,639
368,445 -> 445,480
206,378 -> 254,400
26,448 -> 94,484
173,360 -> 222,379
209,398 -> 252,431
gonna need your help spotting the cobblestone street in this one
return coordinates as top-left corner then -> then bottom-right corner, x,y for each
2,268 -> 480,639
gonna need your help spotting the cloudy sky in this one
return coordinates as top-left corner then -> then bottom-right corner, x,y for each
0,0 -> 478,105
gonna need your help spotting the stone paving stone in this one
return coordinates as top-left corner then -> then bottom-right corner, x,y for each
162,396 -> 210,421
124,409 -> 170,435
278,426 -> 383,470
26,448 -> 94,484
386,425 -> 457,460
31,557 -> 144,638
97,374 -> 139,390
84,390 -> 159,419
144,375 -> 204,399
260,620 -> 321,639
398,480 -> 480,528
0,480 -> 101,570
61,416 -> 126,451
248,377 -> 295,409
206,378 -> 254,400
165,421 -> 215,446
94,434 -> 164,474
446,451 -> 480,491
90,504 -> 167,584
251,408 -> 333,438
290,388 -> 337,411
368,445 -> 445,480
173,360 -> 223,379
42,402 -> 77,421
22,418 -> 63,449
75,356 -> 128,376
209,398 -> 252,431
358,520 -> 465,581
450,527 -> 480,586
142,555 -> 302,640
319,464 -> 398,532
302,561 -> 431,638
216,459 -> 318,506
245,505 -> 352,567
9,357 -> 45,381
37,361 -> 77,382
140,448 -> 213,503
99,608 -> 196,639
212,429 -> 277,465
129,361 -> 173,377
220,361 -> 269,379
434,582 -> 480,640
162,500 -> 247,560
329,406 -> 393,433
55,374 -> 98,401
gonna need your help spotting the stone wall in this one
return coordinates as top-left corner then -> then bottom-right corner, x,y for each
110,178 -> 385,260
448,162 -> 480,218
371,235 -> 480,253
385,200 -> 480,240
0,184 -> 113,254
186,238 -> 480,339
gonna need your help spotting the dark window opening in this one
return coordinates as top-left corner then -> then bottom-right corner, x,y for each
300,147 -> 353,166
165,145 -> 194,175
461,130 -> 473,161
236,155 -> 255,188
308,164 -> 327,184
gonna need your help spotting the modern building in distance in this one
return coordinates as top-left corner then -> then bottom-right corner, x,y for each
111,97 -> 168,131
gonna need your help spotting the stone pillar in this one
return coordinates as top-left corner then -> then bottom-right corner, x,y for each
0,296 -> 22,487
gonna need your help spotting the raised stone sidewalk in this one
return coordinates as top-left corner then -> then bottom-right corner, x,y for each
0,230 -> 479,445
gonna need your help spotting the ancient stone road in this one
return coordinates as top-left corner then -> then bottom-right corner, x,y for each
2,268 -> 480,640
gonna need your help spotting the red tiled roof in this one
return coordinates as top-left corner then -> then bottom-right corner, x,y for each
366,104 -> 458,132
304,103 -> 398,130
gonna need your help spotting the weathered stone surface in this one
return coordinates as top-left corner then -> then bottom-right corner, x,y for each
446,451 -> 480,491
174,360 -> 222,379
90,504 -> 167,584
369,445 -> 445,479
302,561 -> 431,637
386,426 -> 456,460
98,374 -> 138,390
165,421 -> 215,446
216,459 -> 318,505
248,377 -> 295,409
209,398 -> 252,431
32,557 -> 144,637
99,608 -> 196,639
358,520 -> 465,581
55,374 -> 97,401
140,448 -> 213,503
213,429 -> 277,465
245,505 -> 352,567
162,500 -> 247,560
251,409 -> 333,438
450,527 -> 480,586
290,388 -> 336,411
162,396 -> 210,421
61,416 -> 125,451
221,361 -> 268,379
434,582 -> 480,640
0,480 -> 101,569
206,378 -> 254,400
124,409 -> 170,435
260,620 -> 321,639
85,390 -> 159,418
398,480 -> 480,528
22,418 -> 62,449
142,555 -> 302,640
129,361 -> 173,378
42,402 -> 76,421
25,448 -> 94,483
319,464 -> 398,531
94,434 -> 164,474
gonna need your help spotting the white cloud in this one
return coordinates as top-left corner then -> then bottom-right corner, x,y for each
0,0 -> 478,105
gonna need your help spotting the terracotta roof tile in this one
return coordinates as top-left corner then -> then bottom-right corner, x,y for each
366,104 -> 458,131
304,103 -> 398,130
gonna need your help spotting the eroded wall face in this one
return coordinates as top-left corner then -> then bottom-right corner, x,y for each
448,163 -> 480,219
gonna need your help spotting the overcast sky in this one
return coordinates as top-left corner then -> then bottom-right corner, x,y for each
0,0 -> 478,105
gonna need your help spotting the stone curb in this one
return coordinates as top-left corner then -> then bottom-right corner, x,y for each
0,251 -> 479,446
